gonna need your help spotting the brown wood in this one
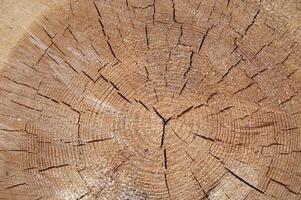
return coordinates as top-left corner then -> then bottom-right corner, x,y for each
0,0 -> 300,199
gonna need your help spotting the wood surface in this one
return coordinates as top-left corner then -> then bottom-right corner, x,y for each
0,0 -> 301,199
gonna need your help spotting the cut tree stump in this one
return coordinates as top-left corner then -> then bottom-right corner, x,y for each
0,0 -> 300,199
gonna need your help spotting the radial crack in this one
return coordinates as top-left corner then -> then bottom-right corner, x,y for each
145,24 -> 150,49
190,131 -> 215,142
198,28 -> 210,52
94,2 -> 102,19
226,167 -> 264,194
179,81 -> 187,95
233,82 -> 254,95
184,51 -> 194,78
5,183 -> 27,189
86,137 -> 113,144
218,59 -> 241,83
244,10 -> 260,35
164,173 -> 171,198
193,175 -> 210,199
38,164 -> 69,172
117,91 -> 132,104
172,0 -> 176,22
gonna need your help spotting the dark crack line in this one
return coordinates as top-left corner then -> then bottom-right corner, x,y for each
269,179 -> 299,195
98,19 -> 108,39
164,148 -> 167,170
144,65 -> 149,80
117,92 -> 132,104
276,51 -> 294,65
198,28 -> 210,52
233,82 -> 254,95
153,107 -> 172,148
10,100 -> 41,112
172,0 -> 176,22
218,59 -> 241,83
4,76 -> 39,91
190,131 -> 215,142
208,0 -> 217,23
145,24 -> 150,49
153,107 -> 171,124
86,137 -> 113,144
184,51 -> 194,78
287,69 -> 298,79
206,92 -> 219,104
164,173 -> 171,198
5,183 -> 27,189
227,0 -> 231,8
106,40 -> 117,59
160,123 -> 167,148
19,61 -> 39,73
185,151 -> 196,163
135,99 -> 149,111
193,175 -> 210,199
82,71 -> 97,82
77,191 -> 90,200
230,37 -> 239,55
94,2 -> 102,19
173,106 -> 193,119
64,61 -> 78,73
109,80 -> 120,91
179,81 -> 187,95
177,25 -> 183,45
154,88 -> 159,102
61,101 -> 80,114
250,68 -> 267,79
91,42 -> 100,57
210,106 -> 234,116
226,167 -> 264,194
244,10 -> 260,35
171,128 -> 188,145
38,164 -> 69,172
66,26 -> 79,43
69,3 -> 75,16
255,39 -> 274,56
278,95 -> 295,106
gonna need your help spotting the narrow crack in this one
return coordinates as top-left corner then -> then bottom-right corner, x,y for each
153,107 -> 171,148
226,167 -> 264,194
190,131 -> 215,142
193,175 -> 210,199
117,92 -> 132,104
244,10 -> 260,35
106,40 -> 117,59
179,81 -> 187,95
185,151 -> 196,163
172,0 -> 176,22
218,59 -> 241,83
233,82 -> 254,95
94,2 -> 102,19
227,0 -> 231,8
135,99 -> 149,111
86,137 -> 113,144
38,164 -> 69,172
184,51 -> 194,78
66,25 -> 79,43
5,183 -> 27,189
145,25 -> 150,49
164,173 -> 171,198
198,28 -> 210,52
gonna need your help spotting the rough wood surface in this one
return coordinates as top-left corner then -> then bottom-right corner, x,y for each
0,0 -> 301,199
0,0 -> 66,66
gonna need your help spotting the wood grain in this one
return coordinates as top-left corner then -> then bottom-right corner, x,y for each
0,0 -> 300,199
